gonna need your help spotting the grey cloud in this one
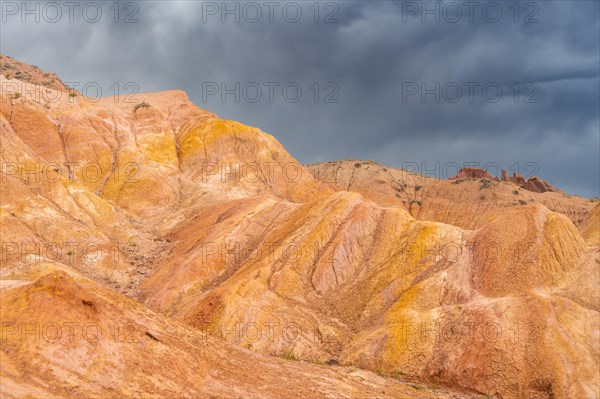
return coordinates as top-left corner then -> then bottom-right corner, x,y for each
1,0 -> 598,197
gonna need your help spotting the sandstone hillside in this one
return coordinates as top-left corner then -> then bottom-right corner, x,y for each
1,56 -> 598,399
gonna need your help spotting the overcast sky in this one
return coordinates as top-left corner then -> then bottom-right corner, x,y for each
1,0 -> 598,197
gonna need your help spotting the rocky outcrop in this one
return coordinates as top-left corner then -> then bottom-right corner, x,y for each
449,168 -> 557,194
0,53 -> 71,92
449,167 -> 498,181
501,169 -> 557,193
522,175 -> 556,193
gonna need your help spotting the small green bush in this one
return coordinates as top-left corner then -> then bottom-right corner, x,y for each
518,199 -> 527,205
480,178 -> 492,189
512,190 -> 519,195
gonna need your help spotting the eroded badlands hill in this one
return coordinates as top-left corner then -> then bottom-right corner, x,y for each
307,160 -> 596,230
4,269 -> 469,399
1,57 -> 598,399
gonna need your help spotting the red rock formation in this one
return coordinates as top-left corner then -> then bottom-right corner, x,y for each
449,167 -> 498,181
499,169 -> 556,193
511,171 -> 527,186
522,176 -> 556,193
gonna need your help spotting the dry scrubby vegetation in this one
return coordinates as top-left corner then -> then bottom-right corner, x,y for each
134,101 -> 151,112
479,178 -> 492,189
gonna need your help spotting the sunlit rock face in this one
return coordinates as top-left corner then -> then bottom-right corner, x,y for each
1,57 -> 598,399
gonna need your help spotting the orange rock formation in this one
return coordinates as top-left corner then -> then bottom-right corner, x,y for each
1,56 -> 598,399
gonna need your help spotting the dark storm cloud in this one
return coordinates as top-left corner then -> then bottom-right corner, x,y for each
1,0 -> 598,197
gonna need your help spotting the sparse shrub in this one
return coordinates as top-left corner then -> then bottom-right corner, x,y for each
134,102 -> 151,112
354,162 -> 361,168
69,91 -> 77,97
518,199 -> 527,205
327,358 -> 340,366
480,178 -> 492,189
393,183 -> 405,193
512,190 -> 519,195
282,348 -> 298,361
13,92 -> 21,99
391,370 -> 405,379
415,185 -> 423,191
453,178 -> 463,184
5,73 -> 12,79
